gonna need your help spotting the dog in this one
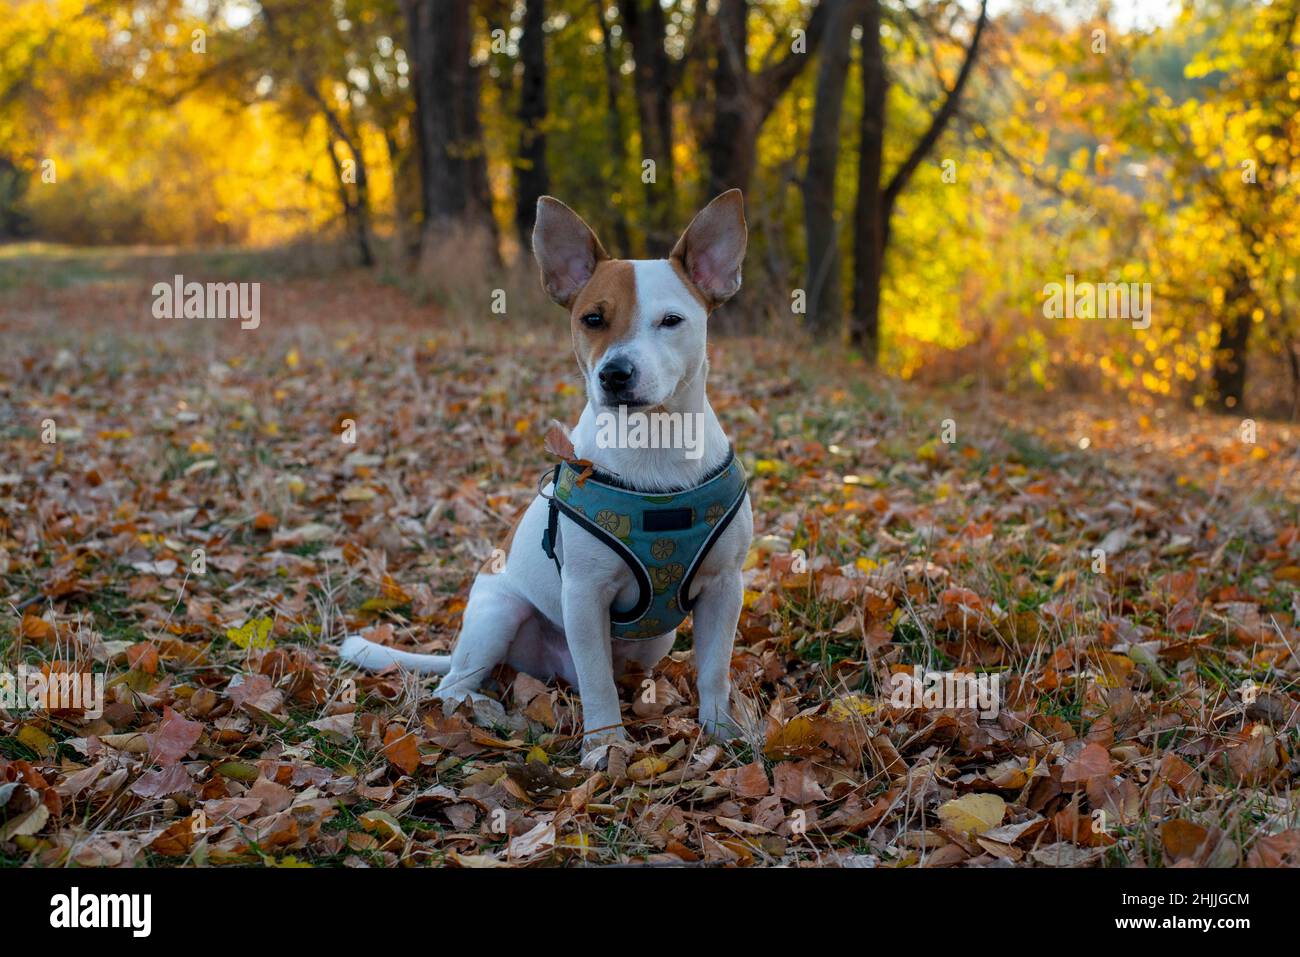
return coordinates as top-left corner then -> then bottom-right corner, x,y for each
341,190 -> 753,764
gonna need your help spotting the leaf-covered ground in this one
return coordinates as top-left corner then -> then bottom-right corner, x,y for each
2,251 -> 1299,867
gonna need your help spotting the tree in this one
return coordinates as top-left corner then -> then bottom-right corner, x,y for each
802,0 -> 859,335
1152,0 -> 1300,411
401,0 -> 496,257
849,0 -> 989,359
1060,0 -> 1300,411
514,0 -> 549,246
258,1 -> 384,266
702,0 -> 829,200
851,0 -> 886,355
617,0 -> 678,250
592,0 -> 632,254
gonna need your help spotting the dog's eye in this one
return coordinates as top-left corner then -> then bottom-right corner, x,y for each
660,313 -> 684,328
580,313 -> 605,329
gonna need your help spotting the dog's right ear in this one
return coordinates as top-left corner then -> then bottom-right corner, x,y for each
533,197 -> 609,308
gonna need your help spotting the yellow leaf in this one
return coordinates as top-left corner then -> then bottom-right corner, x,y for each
763,716 -> 819,759
17,724 -> 56,755
937,793 -> 1006,835
828,695 -> 875,720
628,756 -> 669,781
226,617 -> 274,650
358,597 -> 405,613
359,810 -> 405,844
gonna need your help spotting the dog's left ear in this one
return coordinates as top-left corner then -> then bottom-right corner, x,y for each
671,189 -> 747,308
533,196 -> 609,308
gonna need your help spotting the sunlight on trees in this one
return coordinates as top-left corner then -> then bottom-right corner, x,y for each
1,0 -> 1296,413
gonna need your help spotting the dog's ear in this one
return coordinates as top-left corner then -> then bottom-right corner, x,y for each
670,189 -> 747,308
533,197 -> 609,308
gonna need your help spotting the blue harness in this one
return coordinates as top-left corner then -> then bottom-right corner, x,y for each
541,450 -> 749,640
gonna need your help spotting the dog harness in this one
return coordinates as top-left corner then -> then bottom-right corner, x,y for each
541,449 -> 749,640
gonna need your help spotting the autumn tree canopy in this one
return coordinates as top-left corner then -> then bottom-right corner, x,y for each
1,0 -> 1297,413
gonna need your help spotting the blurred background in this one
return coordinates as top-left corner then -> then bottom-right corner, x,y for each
1,0 -> 1297,417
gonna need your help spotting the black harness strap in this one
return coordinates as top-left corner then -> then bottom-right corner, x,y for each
541,465 -> 563,574
540,464 -> 656,623
677,484 -> 749,612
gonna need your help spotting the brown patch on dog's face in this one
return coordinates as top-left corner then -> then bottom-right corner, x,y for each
668,256 -> 711,312
568,259 -> 638,374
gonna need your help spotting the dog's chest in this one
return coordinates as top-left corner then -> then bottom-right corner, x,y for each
545,453 -> 748,639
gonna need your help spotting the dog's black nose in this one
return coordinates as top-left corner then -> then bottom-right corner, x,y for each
598,357 -> 635,393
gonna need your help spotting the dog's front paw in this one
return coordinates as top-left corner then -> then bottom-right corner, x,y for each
580,730 -> 633,771
700,713 -> 741,741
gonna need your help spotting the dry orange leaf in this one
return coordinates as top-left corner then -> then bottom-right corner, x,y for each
1061,742 -> 1112,786
19,614 -> 54,641
382,725 -> 421,776
763,715 -> 820,759
714,760 -> 769,798
127,642 -> 160,674
1161,819 -> 1209,862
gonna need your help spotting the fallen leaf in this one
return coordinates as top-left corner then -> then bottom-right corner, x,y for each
937,793 -> 1006,836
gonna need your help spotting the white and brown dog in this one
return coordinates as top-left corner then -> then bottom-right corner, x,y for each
341,190 -> 752,763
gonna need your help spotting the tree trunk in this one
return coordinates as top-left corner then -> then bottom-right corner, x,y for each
514,0 -> 549,246
703,0 -> 756,198
402,0 -> 496,253
593,0 -> 633,254
850,0 -> 886,359
703,0 -> 828,200
325,136 -> 375,267
0,156 -> 30,238
845,0 -> 988,360
384,123 -> 422,260
257,4 -> 376,266
332,113 -> 375,267
1286,338 -> 1300,420
619,0 -> 676,252
802,0 -> 857,337
1210,270 -> 1253,411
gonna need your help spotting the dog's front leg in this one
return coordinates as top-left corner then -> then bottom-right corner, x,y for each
561,578 -> 629,762
690,570 -> 744,739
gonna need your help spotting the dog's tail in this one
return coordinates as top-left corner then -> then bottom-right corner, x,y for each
339,635 -> 453,676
